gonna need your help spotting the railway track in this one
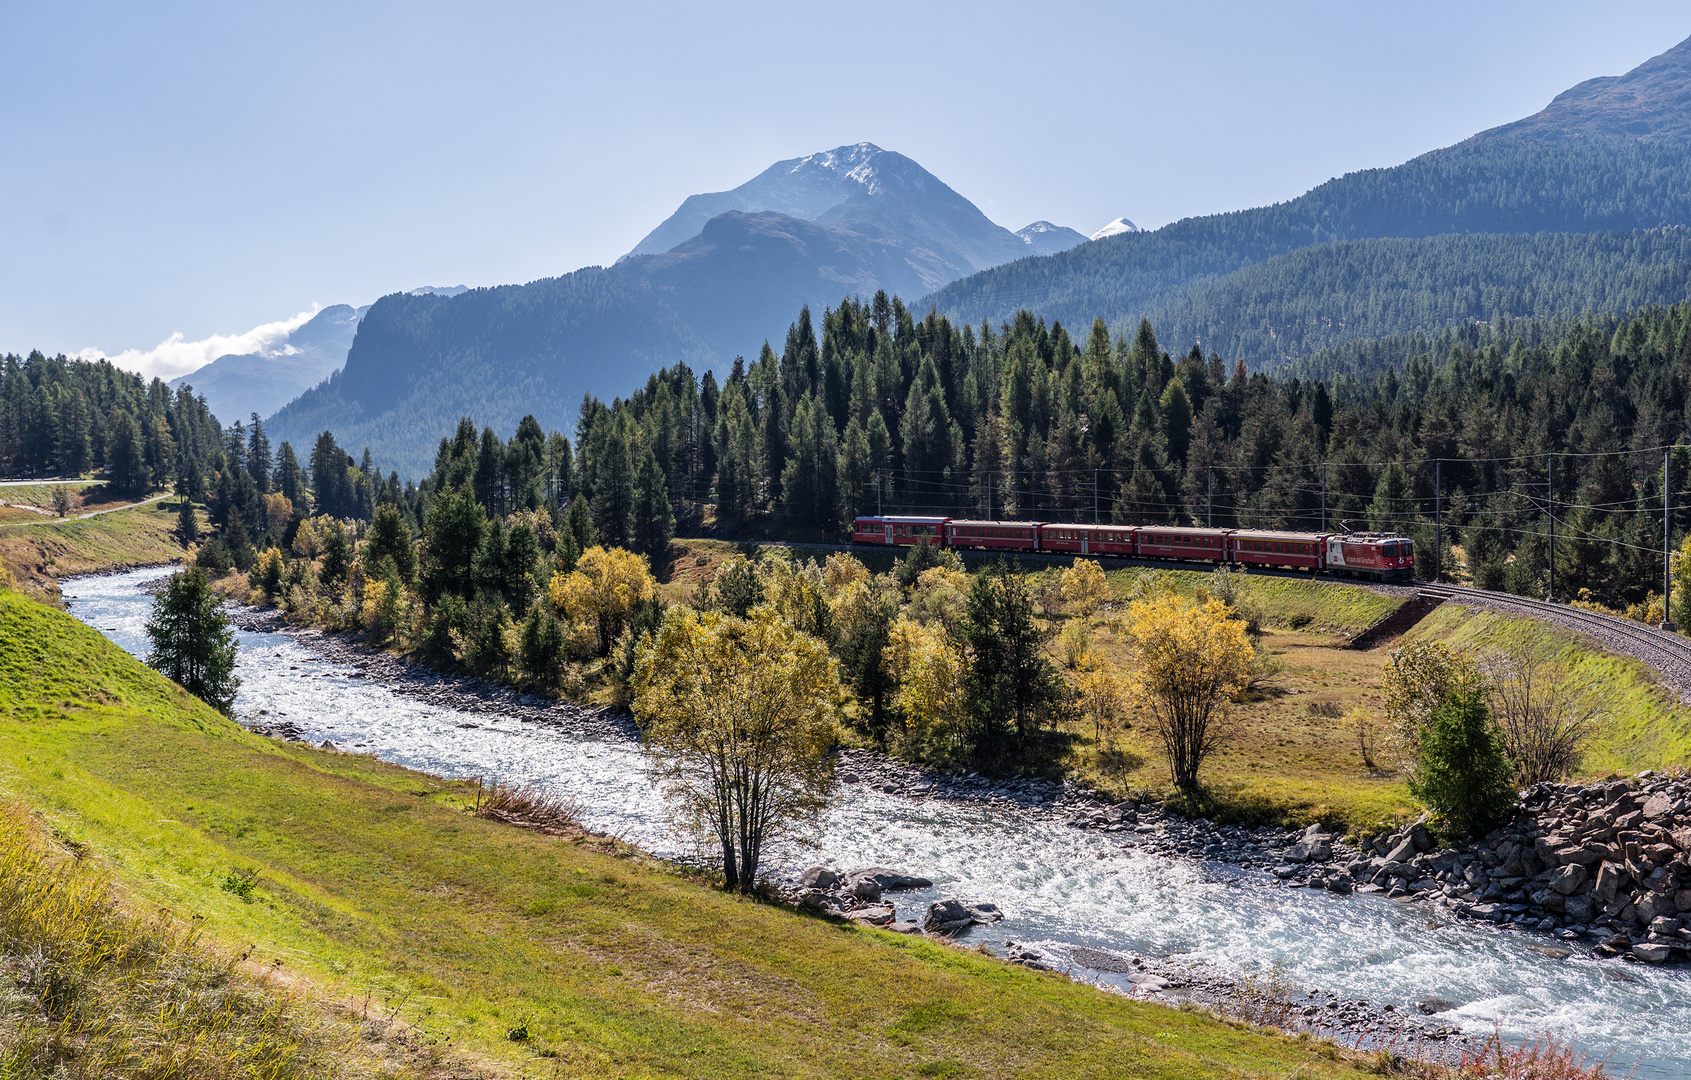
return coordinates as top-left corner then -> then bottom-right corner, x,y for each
695,535 -> 1691,695
1415,582 -> 1691,699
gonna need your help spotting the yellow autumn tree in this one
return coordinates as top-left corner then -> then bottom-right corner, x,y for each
884,617 -> 970,758
633,607 -> 839,893
548,546 -> 656,655
1060,558 -> 1111,618
1073,662 -> 1126,746
1123,594 -> 1253,791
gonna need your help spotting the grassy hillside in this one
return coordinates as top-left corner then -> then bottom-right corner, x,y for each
0,586 -> 1363,1078
1405,603 -> 1691,776
0,496 -> 192,602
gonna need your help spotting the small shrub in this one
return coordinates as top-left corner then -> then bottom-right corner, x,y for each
219,867 -> 259,902
1408,690 -> 1516,839
1059,620 -> 1092,669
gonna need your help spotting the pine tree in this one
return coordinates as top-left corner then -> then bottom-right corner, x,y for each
106,408 -> 149,497
145,567 -> 240,715
593,426 -> 635,548
247,415 -> 273,494
632,446 -> 674,556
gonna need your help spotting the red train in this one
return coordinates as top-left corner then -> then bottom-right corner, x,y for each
850,516 -> 1414,582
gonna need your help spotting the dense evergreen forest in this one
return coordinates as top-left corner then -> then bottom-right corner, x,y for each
924,137 -> 1691,346
195,293 -> 1691,618
1148,227 -> 1691,368
0,351 -> 224,496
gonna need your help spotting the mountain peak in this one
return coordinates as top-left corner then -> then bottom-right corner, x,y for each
626,142 -> 969,258
1089,217 -> 1140,240
1016,220 -> 1088,256
1477,34 -> 1691,141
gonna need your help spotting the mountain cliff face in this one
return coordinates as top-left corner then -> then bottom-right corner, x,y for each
170,304 -> 365,425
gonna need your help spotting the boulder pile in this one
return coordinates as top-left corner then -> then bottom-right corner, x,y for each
1354,772 -> 1691,964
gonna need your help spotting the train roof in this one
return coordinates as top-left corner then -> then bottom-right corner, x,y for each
948,519 -> 1039,528
854,515 -> 950,524
1229,529 -> 1330,540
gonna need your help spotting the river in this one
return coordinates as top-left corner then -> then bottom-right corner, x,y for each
64,567 -> 1691,1075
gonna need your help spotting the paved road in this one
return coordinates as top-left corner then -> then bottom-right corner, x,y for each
0,491 -> 172,528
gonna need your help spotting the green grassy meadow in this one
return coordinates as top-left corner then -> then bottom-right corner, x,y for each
0,586 -> 1366,1078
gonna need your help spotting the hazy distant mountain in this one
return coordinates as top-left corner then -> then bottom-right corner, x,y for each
924,33 -> 1691,367
1479,34 -> 1691,141
266,271 -> 713,478
1088,217 -> 1139,240
1016,221 -> 1088,255
171,304 -> 366,425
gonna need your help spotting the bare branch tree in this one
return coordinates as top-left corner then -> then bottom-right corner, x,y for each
1481,642 -> 1604,785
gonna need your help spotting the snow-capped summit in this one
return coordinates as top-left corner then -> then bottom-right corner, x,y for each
1089,217 -> 1140,240
624,142 -> 1027,274
1015,221 -> 1088,256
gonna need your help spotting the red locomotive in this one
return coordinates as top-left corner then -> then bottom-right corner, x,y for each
849,516 -> 1414,582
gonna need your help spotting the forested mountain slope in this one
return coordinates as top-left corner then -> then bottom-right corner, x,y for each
924,35 -> 1691,355
923,136 -> 1691,337
1145,227 -> 1691,367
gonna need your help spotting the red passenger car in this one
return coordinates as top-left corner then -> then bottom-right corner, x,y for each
946,519 -> 1041,551
1231,530 -> 1326,571
1137,526 -> 1229,564
851,516 -> 951,546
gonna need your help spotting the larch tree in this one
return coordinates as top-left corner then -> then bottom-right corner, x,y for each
1124,593 -> 1252,792
633,606 -> 838,893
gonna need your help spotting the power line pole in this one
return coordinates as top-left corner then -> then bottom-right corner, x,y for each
1667,447 -> 1677,631
1434,459 -> 1442,583
876,469 -> 882,517
986,471 -> 992,521
1321,462 -> 1327,533
1207,467 -> 1213,528
1547,454 -> 1555,602
1094,469 -> 1099,524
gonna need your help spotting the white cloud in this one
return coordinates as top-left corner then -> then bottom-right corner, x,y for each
78,306 -> 321,382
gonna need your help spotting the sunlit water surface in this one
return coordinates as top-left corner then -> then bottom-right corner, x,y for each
65,567 -> 1691,1075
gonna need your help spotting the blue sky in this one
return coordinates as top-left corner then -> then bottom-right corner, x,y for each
2,1 -> 1687,378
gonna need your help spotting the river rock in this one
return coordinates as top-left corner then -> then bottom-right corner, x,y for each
851,904 -> 896,926
800,866 -> 840,890
1415,997 -> 1459,1014
1633,942 -> 1672,964
923,898 -> 1003,934
1004,941 -> 1053,970
1550,863 -> 1588,895
844,867 -> 934,894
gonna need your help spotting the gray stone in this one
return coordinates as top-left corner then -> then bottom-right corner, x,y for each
1550,864 -> 1588,896
799,866 -> 840,890
851,904 -> 897,926
1385,836 -> 1418,865
1595,862 -> 1622,903
1416,998 -> 1459,1014
1632,942 -> 1672,964
844,867 -> 933,893
885,920 -> 923,935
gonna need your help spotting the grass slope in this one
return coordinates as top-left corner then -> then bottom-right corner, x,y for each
0,588 -> 1359,1078
1405,603 -> 1691,777
0,497 -> 193,603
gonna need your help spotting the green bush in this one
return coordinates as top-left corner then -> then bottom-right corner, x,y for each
1407,690 -> 1517,838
